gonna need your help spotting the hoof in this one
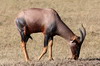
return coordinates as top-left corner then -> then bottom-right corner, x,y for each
26,59 -> 31,62
49,58 -> 54,61
38,57 -> 41,61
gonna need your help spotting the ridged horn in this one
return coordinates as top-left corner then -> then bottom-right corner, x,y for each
79,24 -> 86,43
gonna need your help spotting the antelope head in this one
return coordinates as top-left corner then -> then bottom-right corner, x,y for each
70,25 -> 86,60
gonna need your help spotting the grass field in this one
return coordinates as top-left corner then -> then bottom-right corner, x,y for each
0,0 -> 100,65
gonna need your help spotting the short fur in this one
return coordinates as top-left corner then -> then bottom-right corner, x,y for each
15,8 -> 86,61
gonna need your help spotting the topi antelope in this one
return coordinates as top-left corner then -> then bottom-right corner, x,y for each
15,8 -> 86,61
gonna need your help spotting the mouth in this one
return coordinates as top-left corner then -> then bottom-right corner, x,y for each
72,55 -> 79,60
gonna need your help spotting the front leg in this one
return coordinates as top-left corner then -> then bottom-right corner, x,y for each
48,37 -> 54,61
38,35 -> 49,60
38,46 -> 48,60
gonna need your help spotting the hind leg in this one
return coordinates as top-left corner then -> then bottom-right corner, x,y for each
16,18 -> 30,61
21,41 -> 29,61
20,31 -> 30,62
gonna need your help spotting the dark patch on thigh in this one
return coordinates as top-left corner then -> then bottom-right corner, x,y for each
20,31 -> 32,42
16,18 -> 27,32
16,18 -> 32,42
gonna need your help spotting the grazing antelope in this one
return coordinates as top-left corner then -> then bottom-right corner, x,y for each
15,8 -> 86,61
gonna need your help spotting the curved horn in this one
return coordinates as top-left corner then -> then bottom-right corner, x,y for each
79,24 -> 86,43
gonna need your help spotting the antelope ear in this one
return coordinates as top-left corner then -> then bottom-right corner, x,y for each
71,36 -> 78,43
70,40 -> 76,46
70,39 -> 76,43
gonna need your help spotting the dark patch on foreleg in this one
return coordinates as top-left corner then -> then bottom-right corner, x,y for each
44,35 -> 50,47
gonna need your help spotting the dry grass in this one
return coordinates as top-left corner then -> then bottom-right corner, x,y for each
0,0 -> 100,65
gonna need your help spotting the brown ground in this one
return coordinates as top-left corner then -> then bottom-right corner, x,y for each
0,0 -> 100,66
0,59 -> 100,66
